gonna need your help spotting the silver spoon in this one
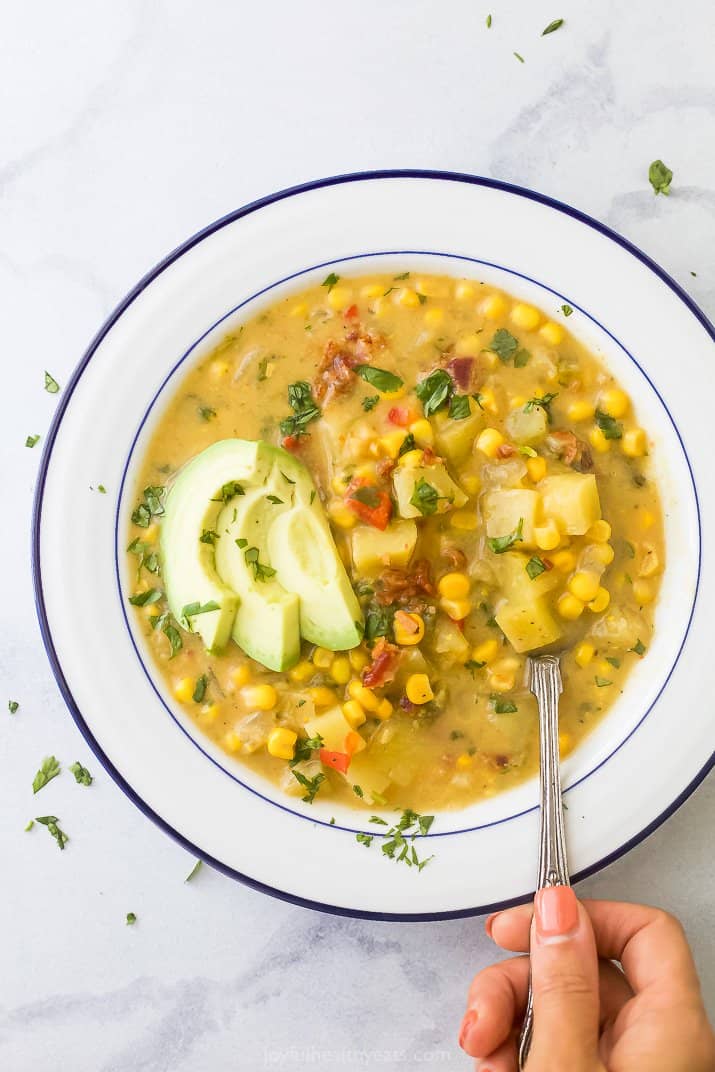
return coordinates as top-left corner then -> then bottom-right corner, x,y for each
517,654 -> 570,1070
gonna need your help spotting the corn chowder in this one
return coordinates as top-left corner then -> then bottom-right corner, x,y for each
126,272 -> 663,812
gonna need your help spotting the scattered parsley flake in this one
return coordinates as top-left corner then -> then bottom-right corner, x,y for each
354,365 -> 404,393
192,675 -> 208,703
266,495 -> 284,505
356,833 -> 373,847
128,588 -> 162,607
542,18 -> 564,35
362,395 -> 380,412
69,761 -> 93,786
32,756 -> 61,794
526,556 -> 547,579
595,409 -> 623,440
409,478 -> 443,517
44,371 -> 60,394
8,700 -> 19,714
491,695 -> 518,714
35,815 -> 68,850
322,272 -> 340,292
25,434 -> 40,448
185,859 -> 203,882
488,328 -> 520,362
595,676 -> 612,687
126,912 -> 137,925
198,405 -> 216,421
448,394 -> 472,421
630,638 -> 647,656
280,381 -> 322,438
415,368 -> 453,416
487,518 -> 524,554
257,356 -> 269,382
514,51 -> 525,63
486,13 -> 492,27
649,159 -> 673,196
131,485 -> 165,527
25,820 -> 34,831
561,304 -> 573,317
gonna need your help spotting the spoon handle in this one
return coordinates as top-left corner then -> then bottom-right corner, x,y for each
518,655 -> 570,1070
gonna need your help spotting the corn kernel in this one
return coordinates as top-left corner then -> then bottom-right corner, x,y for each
455,281 -> 475,302
231,665 -> 252,688
599,387 -> 630,418
405,673 -> 434,705
588,587 -> 611,613
535,520 -> 561,551
479,387 -> 499,414
327,285 -> 352,311
567,399 -> 596,422
633,579 -> 655,605
455,332 -> 483,356
639,510 -> 655,530
510,395 -> 527,409
394,286 -> 420,308
441,598 -> 472,621
480,293 -> 508,319
371,296 -> 388,319
424,307 -> 444,328
559,733 -> 573,757
290,301 -> 308,318
241,683 -> 278,710
589,426 -> 611,453
461,474 -> 481,495
587,520 -> 611,542
342,700 -> 367,728
267,727 -> 297,760
360,283 -> 384,299
456,752 -> 474,770
438,572 -> 471,600
510,302 -> 541,331
574,642 -> 595,668
558,592 -> 585,620
143,523 -> 159,544
393,611 -> 426,646
622,428 -> 647,458
330,656 -> 352,684
312,648 -> 334,669
489,671 -> 515,693
415,277 -> 448,298
482,350 -> 499,370
379,429 -> 409,459
526,456 -> 547,483
551,549 -> 576,572
327,501 -> 357,529
347,680 -> 380,712
289,660 -> 314,684
331,472 -> 351,496
223,731 -> 242,753
380,383 -> 407,400
208,359 -> 230,380
540,321 -> 565,346
173,677 -> 194,703
398,448 -> 425,469
568,570 -> 601,603
589,542 -> 615,566
409,418 -> 434,445
307,686 -> 337,708
476,427 -> 505,458
199,703 -> 221,724
472,638 -> 500,664
450,509 -> 478,531
375,698 -> 394,721
349,648 -> 369,672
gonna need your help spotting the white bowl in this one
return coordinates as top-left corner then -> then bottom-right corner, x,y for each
32,171 -> 714,919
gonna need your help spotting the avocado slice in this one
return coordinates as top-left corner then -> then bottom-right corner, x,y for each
160,438 -> 364,668
215,486 -> 301,671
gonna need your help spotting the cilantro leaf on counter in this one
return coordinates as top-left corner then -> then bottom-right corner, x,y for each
542,18 -> 564,35
35,815 -> 68,850
44,371 -> 60,394
649,159 -> 673,196
69,761 -> 93,786
32,756 -> 61,794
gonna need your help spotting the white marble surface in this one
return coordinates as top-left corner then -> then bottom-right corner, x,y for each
1,2 -> 714,1068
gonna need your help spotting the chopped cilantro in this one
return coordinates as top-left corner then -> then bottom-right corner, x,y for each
518,445 -> 537,457
417,292 -> 428,305
630,638 -> 647,656
181,600 -> 220,623
526,556 -> 547,579
649,159 -> 673,196
362,395 -> 380,411
410,478 -> 442,517
464,660 -> 486,676
487,518 -> 524,554
192,675 -> 208,703
595,409 -> 623,440
32,756 -> 61,794
595,676 -> 612,687
491,695 -> 518,714
266,495 -> 284,504
69,761 -> 92,786
542,18 -> 564,35
356,833 -> 373,847
35,815 -> 68,850
524,392 -> 558,422
354,364 -> 404,393
398,432 -> 416,456
448,394 -> 471,420
488,328 -> 520,362
280,381 -> 321,438
25,434 -> 40,448
291,769 -> 325,804
44,371 -> 60,394
97,484 -> 106,494
8,700 -> 19,714
353,784 -> 364,798
126,912 -> 137,925
514,348 -> 531,368
322,272 -> 340,292
605,657 -> 621,669
415,368 -> 453,416
244,547 -> 276,582
257,356 -> 269,381
198,405 -> 216,421
561,304 -> 573,317
394,271 -> 410,280
185,859 -> 203,882
131,485 -> 165,527
128,587 -> 162,607
199,529 -> 219,544
351,485 -> 381,509
486,13 -> 492,27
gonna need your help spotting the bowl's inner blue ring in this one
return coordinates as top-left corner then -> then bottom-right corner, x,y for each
115,248 -> 701,840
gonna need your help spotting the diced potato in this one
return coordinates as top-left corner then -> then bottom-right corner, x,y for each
393,464 -> 468,519
351,520 -> 418,575
492,551 -> 560,602
588,606 -> 648,652
435,399 -> 484,464
392,646 -> 432,688
482,489 -> 541,547
341,751 -> 391,804
305,706 -> 354,753
432,616 -> 470,662
539,474 -> 601,535
495,597 -> 563,653
505,405 -> 548,445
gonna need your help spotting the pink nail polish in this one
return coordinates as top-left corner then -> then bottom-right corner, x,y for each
458,1008 -> 478,1050
535,885 -> 579,938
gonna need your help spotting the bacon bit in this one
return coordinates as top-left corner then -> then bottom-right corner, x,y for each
375,457 -> 396,481
388,405 -> 414,427
493,754 -> 510,770
344,304 -> 359,321
421,445 -> 439,466
376,559 -> 435,606
345,477 -> 392,530
542,558 -> 554,571
446,356 -> 476,392
496,443 -> 516,459
313,328 -> 384,404
441,545 -> 467,570
281,434 -> 303,452
546,430 -> 593,472
362,637 -> 401,688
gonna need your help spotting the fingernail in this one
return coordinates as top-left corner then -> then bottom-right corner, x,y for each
534,885 -> 579,940
484,912 -> 498,938
458,1008 -> 478,1050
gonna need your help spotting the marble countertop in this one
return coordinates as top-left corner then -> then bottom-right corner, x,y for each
2,2 -> 713,1068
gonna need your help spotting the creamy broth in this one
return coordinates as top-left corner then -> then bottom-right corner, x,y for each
127,272 -> 663,811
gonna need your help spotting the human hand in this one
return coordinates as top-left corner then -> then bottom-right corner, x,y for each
459,887 -> 715,1070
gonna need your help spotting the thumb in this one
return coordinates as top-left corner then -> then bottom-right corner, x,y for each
528,886 -> 603,1069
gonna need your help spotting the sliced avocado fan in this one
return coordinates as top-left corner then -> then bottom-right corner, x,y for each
160,439 -> 363,670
